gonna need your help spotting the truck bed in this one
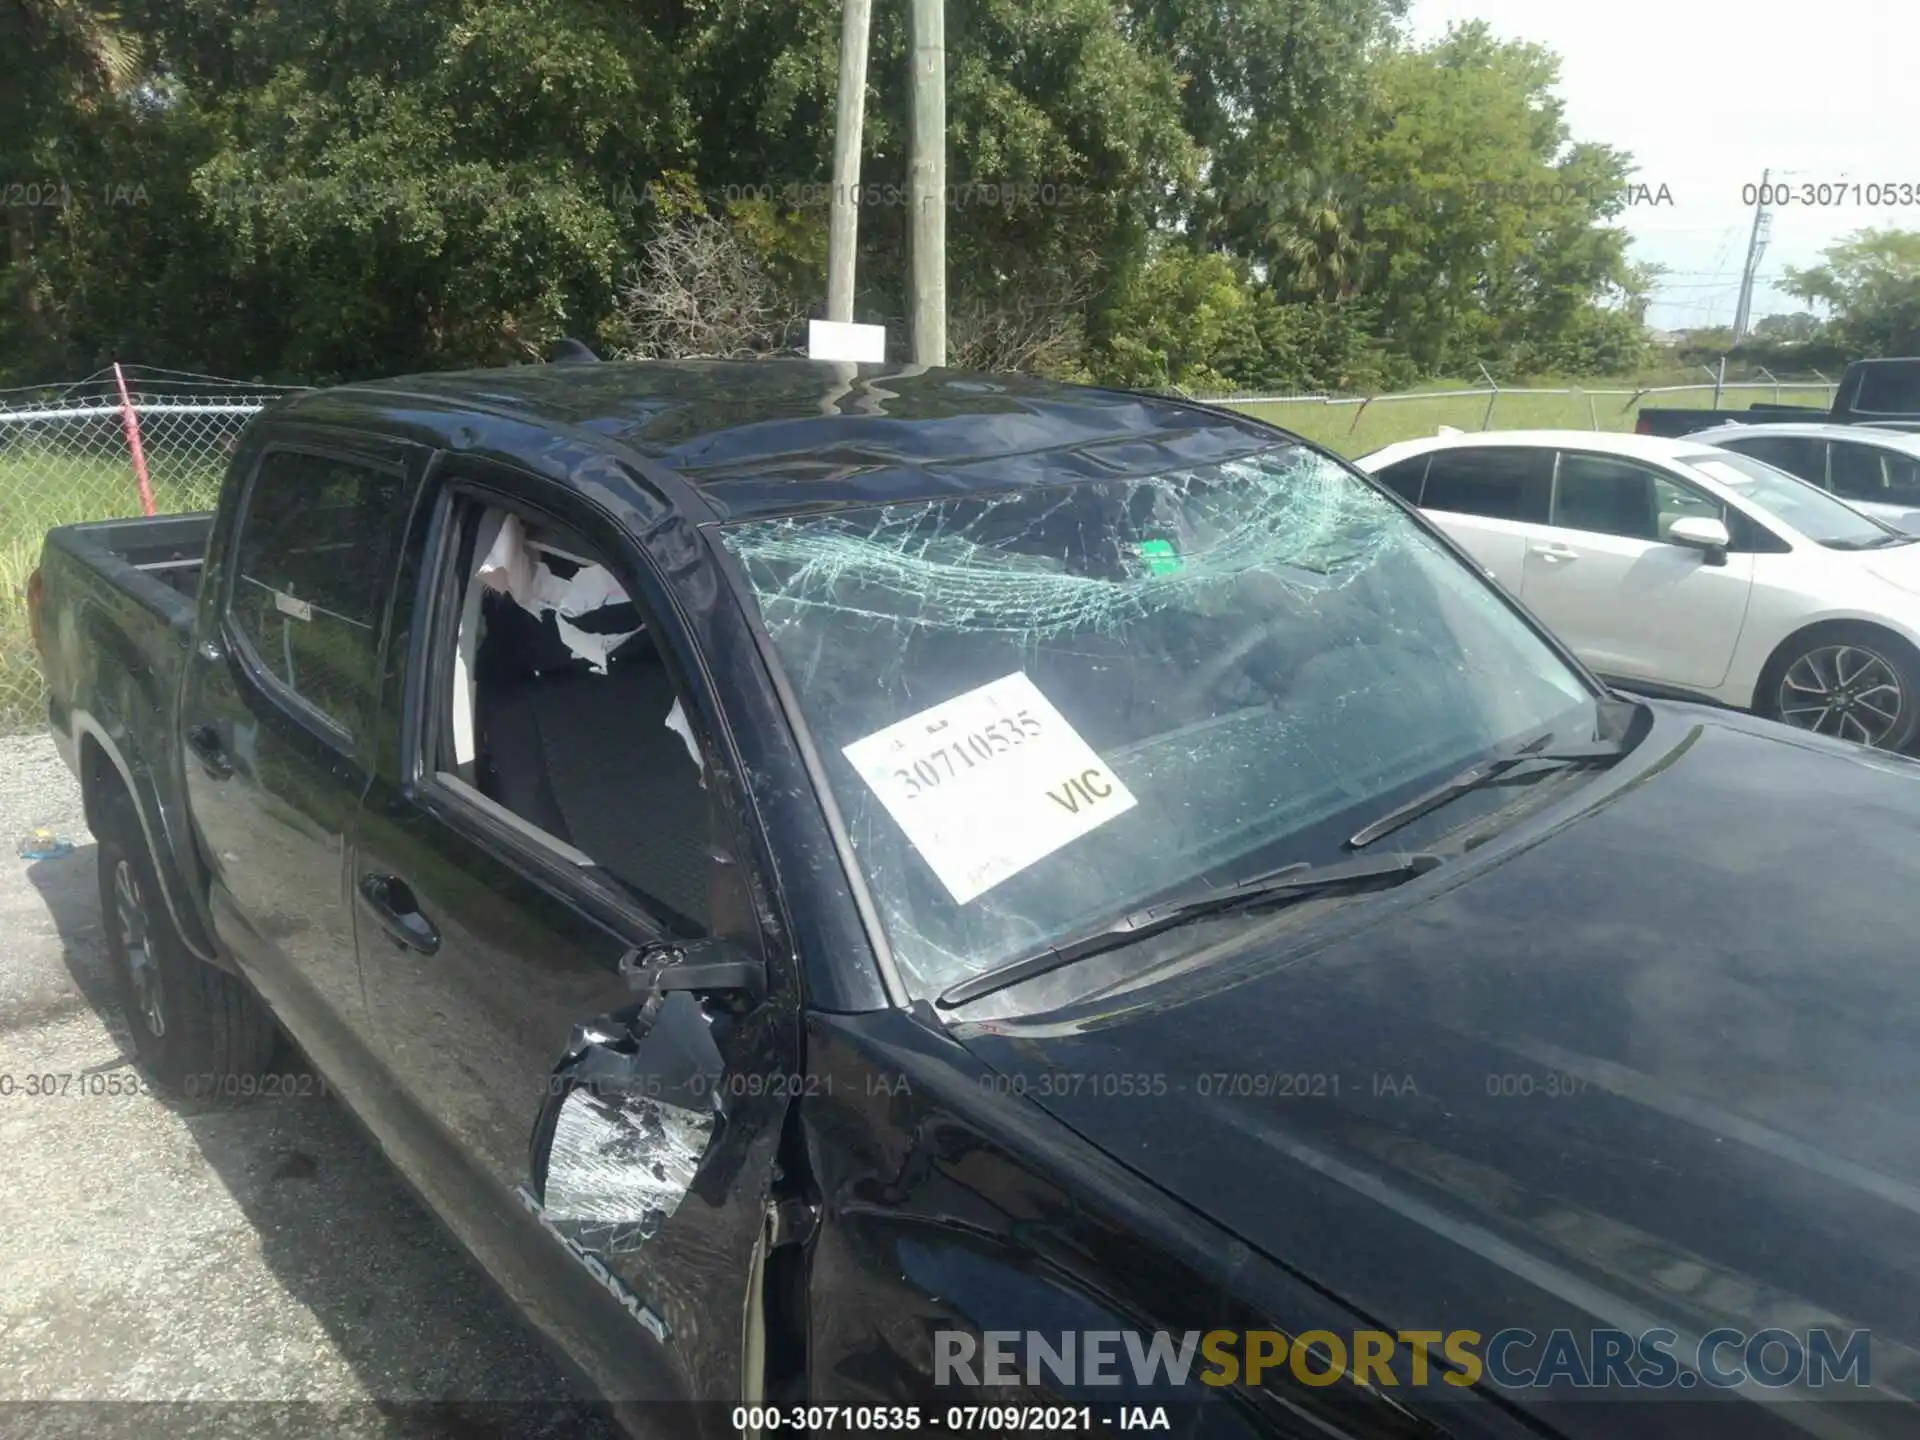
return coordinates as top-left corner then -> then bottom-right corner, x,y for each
48,512 -> 212,604
37,513 -> 211,905
1634,405 -> 1825,438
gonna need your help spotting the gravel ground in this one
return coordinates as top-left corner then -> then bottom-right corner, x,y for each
0,735 -> 622,1439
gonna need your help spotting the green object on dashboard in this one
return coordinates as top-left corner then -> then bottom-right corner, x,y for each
1134,538 -> 1181,575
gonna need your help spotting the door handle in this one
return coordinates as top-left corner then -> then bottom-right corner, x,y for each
357,873 -> 442,955
185,723 -> 233,778
1529,543 -> 1578,563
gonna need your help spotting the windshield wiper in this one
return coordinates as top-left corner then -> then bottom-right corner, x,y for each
934,850 -> 1444,1010
1344,730 -> 1624,851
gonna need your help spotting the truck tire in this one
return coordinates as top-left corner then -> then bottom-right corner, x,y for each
97,794 -> 278,1088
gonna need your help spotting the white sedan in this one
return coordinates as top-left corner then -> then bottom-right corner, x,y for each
1354,429 -> 1920,750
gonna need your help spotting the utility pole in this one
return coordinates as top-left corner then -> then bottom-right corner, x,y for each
825,0 -> 873,324
907,0 -> 946,366
1731,167 -> 1773,343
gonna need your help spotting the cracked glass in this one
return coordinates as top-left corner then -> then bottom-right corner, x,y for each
720,443 -> 1599,1000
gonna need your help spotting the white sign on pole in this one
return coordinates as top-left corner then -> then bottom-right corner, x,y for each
808,319 -> 887,364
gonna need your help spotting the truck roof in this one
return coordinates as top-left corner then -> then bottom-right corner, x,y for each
269,358 -> 1283,520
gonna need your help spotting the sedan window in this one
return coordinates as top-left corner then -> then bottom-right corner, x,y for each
1830,441 -> 1920,506
1371,454 -> 1428,504
1552,453 -> 1661,540
1420,448 -> 1553,522
1887,451 -> 1920,505
1828,442 -> 1886,502
1724,434 -> 1826,487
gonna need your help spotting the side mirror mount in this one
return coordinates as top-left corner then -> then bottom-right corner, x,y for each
619,936 -> 766,1006
1667,516 -> 1731,566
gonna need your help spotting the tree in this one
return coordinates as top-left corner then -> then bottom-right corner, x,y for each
1266,168 -> 1363,301
1126,0 -> 1406,255
1094,243 -> 1261,392
1,0 -> 143,372
18,0 -> 1200,382
607,181 -> 797,360
1784,230 -> 1920,357
1753,311 -> 1823,343
6,0 -> 1656,392
1336,23 -> 1645,376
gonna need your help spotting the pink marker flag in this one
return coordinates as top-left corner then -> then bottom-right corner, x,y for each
112,361 -> 157,517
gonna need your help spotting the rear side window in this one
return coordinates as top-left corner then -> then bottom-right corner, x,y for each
1725,434 -> 1825,486
1830,442 -> 1920,506
1371,455 -> 1428,503
1852,364 -> 1920,416
1884,450 -> 1920,505
1420,448 -> 1553,523
229,449 -> 405,739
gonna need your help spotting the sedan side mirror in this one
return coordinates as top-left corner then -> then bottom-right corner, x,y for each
1667,516 -> 1731,566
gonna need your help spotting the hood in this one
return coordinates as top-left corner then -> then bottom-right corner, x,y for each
955,706 -> 1920,1438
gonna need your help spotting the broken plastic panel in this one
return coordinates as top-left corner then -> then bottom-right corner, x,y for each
542,1086 -> 716,1254
529,992 -> 725,1254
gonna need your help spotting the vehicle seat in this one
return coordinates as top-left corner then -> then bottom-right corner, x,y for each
475,594 -> 712,931
475,594 -> 579,842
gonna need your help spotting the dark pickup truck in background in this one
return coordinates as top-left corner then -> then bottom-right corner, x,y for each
1634,355 -> 1920,437
26,357 -> 1920,1438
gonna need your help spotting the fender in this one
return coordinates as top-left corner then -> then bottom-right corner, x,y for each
66,706 -> 230,973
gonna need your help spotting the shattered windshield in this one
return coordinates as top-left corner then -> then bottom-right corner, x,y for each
720,444 -> 1598,1000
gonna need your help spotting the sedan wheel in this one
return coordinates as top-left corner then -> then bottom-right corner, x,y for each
1776,644 -> 1908,748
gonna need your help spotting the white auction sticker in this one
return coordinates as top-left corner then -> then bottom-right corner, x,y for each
841,672 -> 1138,904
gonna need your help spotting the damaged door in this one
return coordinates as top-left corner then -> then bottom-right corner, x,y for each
353,467 -> 803,1405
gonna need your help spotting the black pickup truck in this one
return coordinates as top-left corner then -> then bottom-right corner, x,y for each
1634,356 -> 1920,437
29,358 -> 1920,1438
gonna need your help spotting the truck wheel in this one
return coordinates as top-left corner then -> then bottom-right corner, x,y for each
97,795 -> 278,1087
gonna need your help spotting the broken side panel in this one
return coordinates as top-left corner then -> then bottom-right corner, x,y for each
529,992 -> 726,1255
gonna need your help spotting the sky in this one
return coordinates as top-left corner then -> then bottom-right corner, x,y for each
1403,0 -> 1920,332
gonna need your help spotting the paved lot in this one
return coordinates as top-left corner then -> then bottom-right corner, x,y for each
0,736 -> 620,1438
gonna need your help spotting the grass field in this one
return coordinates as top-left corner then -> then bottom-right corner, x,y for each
0,446 -> 223,733
0,378 -> 1839,735
1222,381 -> 1837,457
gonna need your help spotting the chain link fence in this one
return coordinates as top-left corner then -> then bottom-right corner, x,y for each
0,367 -> 297,732
1200,380 -> 1841,457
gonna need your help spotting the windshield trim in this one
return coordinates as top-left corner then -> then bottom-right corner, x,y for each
706,433 -> 1614,1013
